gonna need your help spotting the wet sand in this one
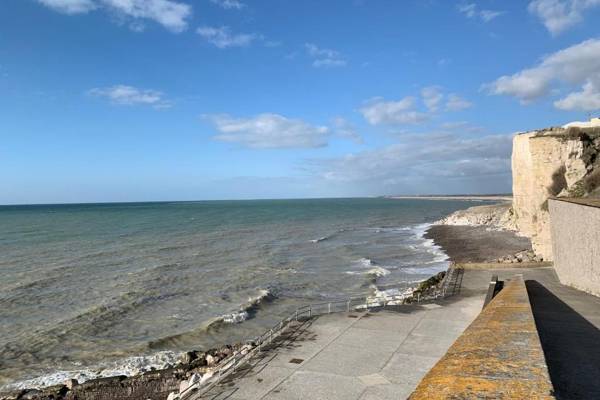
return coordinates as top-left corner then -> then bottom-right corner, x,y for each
425,225 -> 532,263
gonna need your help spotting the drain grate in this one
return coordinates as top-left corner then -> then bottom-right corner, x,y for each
289,358 -> 304,364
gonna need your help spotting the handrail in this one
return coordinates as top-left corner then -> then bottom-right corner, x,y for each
175,266 -> 461,400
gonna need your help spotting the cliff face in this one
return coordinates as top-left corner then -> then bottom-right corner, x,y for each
512,127 -> 600,261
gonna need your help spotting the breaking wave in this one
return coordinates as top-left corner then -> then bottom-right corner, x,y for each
147,289 -> 274,350
6,351 -> 180,390
218,289 -> 273,324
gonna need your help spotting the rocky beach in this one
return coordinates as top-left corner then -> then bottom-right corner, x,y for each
425,201 -> 539,264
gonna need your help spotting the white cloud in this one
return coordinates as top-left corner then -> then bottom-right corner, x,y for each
197,26 -> 257,48
37,0 -> 97,14
458,3 -> 505,22
209,0 -> 245,10
305,43 -> 347,68
206,113 -> 330,149
528,0 -> 600,35
88,85 -> 172,108
102,0 -> 191,32
319,133 -> 513,184
360,87 -> 472,126
360,97 -> 429,125
485,38 -> 600,110
37,0 -> 191,32
480,9 -> 505,22
445,94 -> 473,111
421,86 -> 444,112
554,80 -> 600,110
332,117 -> 363,144
440,121 -> 486,133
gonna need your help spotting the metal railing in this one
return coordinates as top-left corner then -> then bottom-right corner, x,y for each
179,266 -> 462,400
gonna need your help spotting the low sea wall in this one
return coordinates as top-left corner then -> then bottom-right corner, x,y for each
409,275 -> 554,399
549,198 -> 600,297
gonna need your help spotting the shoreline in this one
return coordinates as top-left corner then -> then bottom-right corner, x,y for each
1,222 -> 450,400
0,206 -> 483,400
387,195 -> 512,201
424,225 -> 532,264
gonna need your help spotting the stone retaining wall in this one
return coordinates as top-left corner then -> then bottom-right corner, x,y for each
549,198 -> 600,297
409,275 -> 554,399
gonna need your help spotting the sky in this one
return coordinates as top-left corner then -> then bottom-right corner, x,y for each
1,0 -> 600,204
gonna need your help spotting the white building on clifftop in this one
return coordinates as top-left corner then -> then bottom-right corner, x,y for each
563,117 -> 600,129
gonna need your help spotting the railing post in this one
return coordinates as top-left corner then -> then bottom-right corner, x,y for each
347,300 -> 350,313
309,305 -> 312,318
295,309 -> 298,321
328,303 -> 331,314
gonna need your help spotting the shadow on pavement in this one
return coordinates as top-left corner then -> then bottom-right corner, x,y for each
526,280 -> 600,400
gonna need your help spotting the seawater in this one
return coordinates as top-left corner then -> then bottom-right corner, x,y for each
0,198 -> 478,389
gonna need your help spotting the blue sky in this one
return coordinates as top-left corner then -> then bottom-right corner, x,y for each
1,0 -> 600,204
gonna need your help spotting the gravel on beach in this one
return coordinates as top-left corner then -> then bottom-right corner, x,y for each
425,225 -> 532,263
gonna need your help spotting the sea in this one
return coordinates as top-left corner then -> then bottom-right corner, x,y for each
0,198 -> 479,390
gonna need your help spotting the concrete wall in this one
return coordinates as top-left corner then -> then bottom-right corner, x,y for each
549,199 -> 600,297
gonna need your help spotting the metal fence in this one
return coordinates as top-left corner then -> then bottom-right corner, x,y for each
179,265 -> 463,400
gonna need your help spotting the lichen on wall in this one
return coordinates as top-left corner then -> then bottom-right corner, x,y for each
511,126 -> 600,261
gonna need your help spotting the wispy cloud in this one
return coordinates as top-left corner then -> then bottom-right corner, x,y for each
360,97 -> 429,125
305,43 -> 347,68
88,85 -> 172,108
331,117 -> 363,144
445,94 -> 473,111
205,113 -> 330,149
197,26 -> 258,48
318,133 -> 513,187
421,86 -> 444,112
37,0 -> 192,32
38,0 -> 97,14
360,87 -> 472,126
458,3 -> 505,22
528,0 -> 600,35
209,0 -> 245,10
484,38 -> 600,110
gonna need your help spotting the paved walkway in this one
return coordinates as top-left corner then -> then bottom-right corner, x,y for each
197,266 -> 600,400
198,294 -> 485,400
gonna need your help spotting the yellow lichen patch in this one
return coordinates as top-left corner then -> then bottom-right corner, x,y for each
409,275 -> 555,399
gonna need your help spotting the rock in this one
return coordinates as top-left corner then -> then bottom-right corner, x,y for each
65,378 -> 79,390
19,389 -> 42,399
179,379 -> 189,393
167,392 -> 179,400
180,351 -> 198,365
436,203 -> 516,231
205,354 -> 216,367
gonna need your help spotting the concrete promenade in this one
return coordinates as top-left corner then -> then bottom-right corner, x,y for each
197,280 -> 486,399
197,266 -> 600,400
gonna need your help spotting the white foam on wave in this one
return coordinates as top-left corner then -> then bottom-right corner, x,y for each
6,351 -> 180,390
345,266 -> 390,278
219,289 -> 271,325
366,266 -> 390,277
309,236 -> 328,243
357,257 -> 373,267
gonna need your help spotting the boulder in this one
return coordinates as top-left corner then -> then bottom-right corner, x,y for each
64,378 -> 79,390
